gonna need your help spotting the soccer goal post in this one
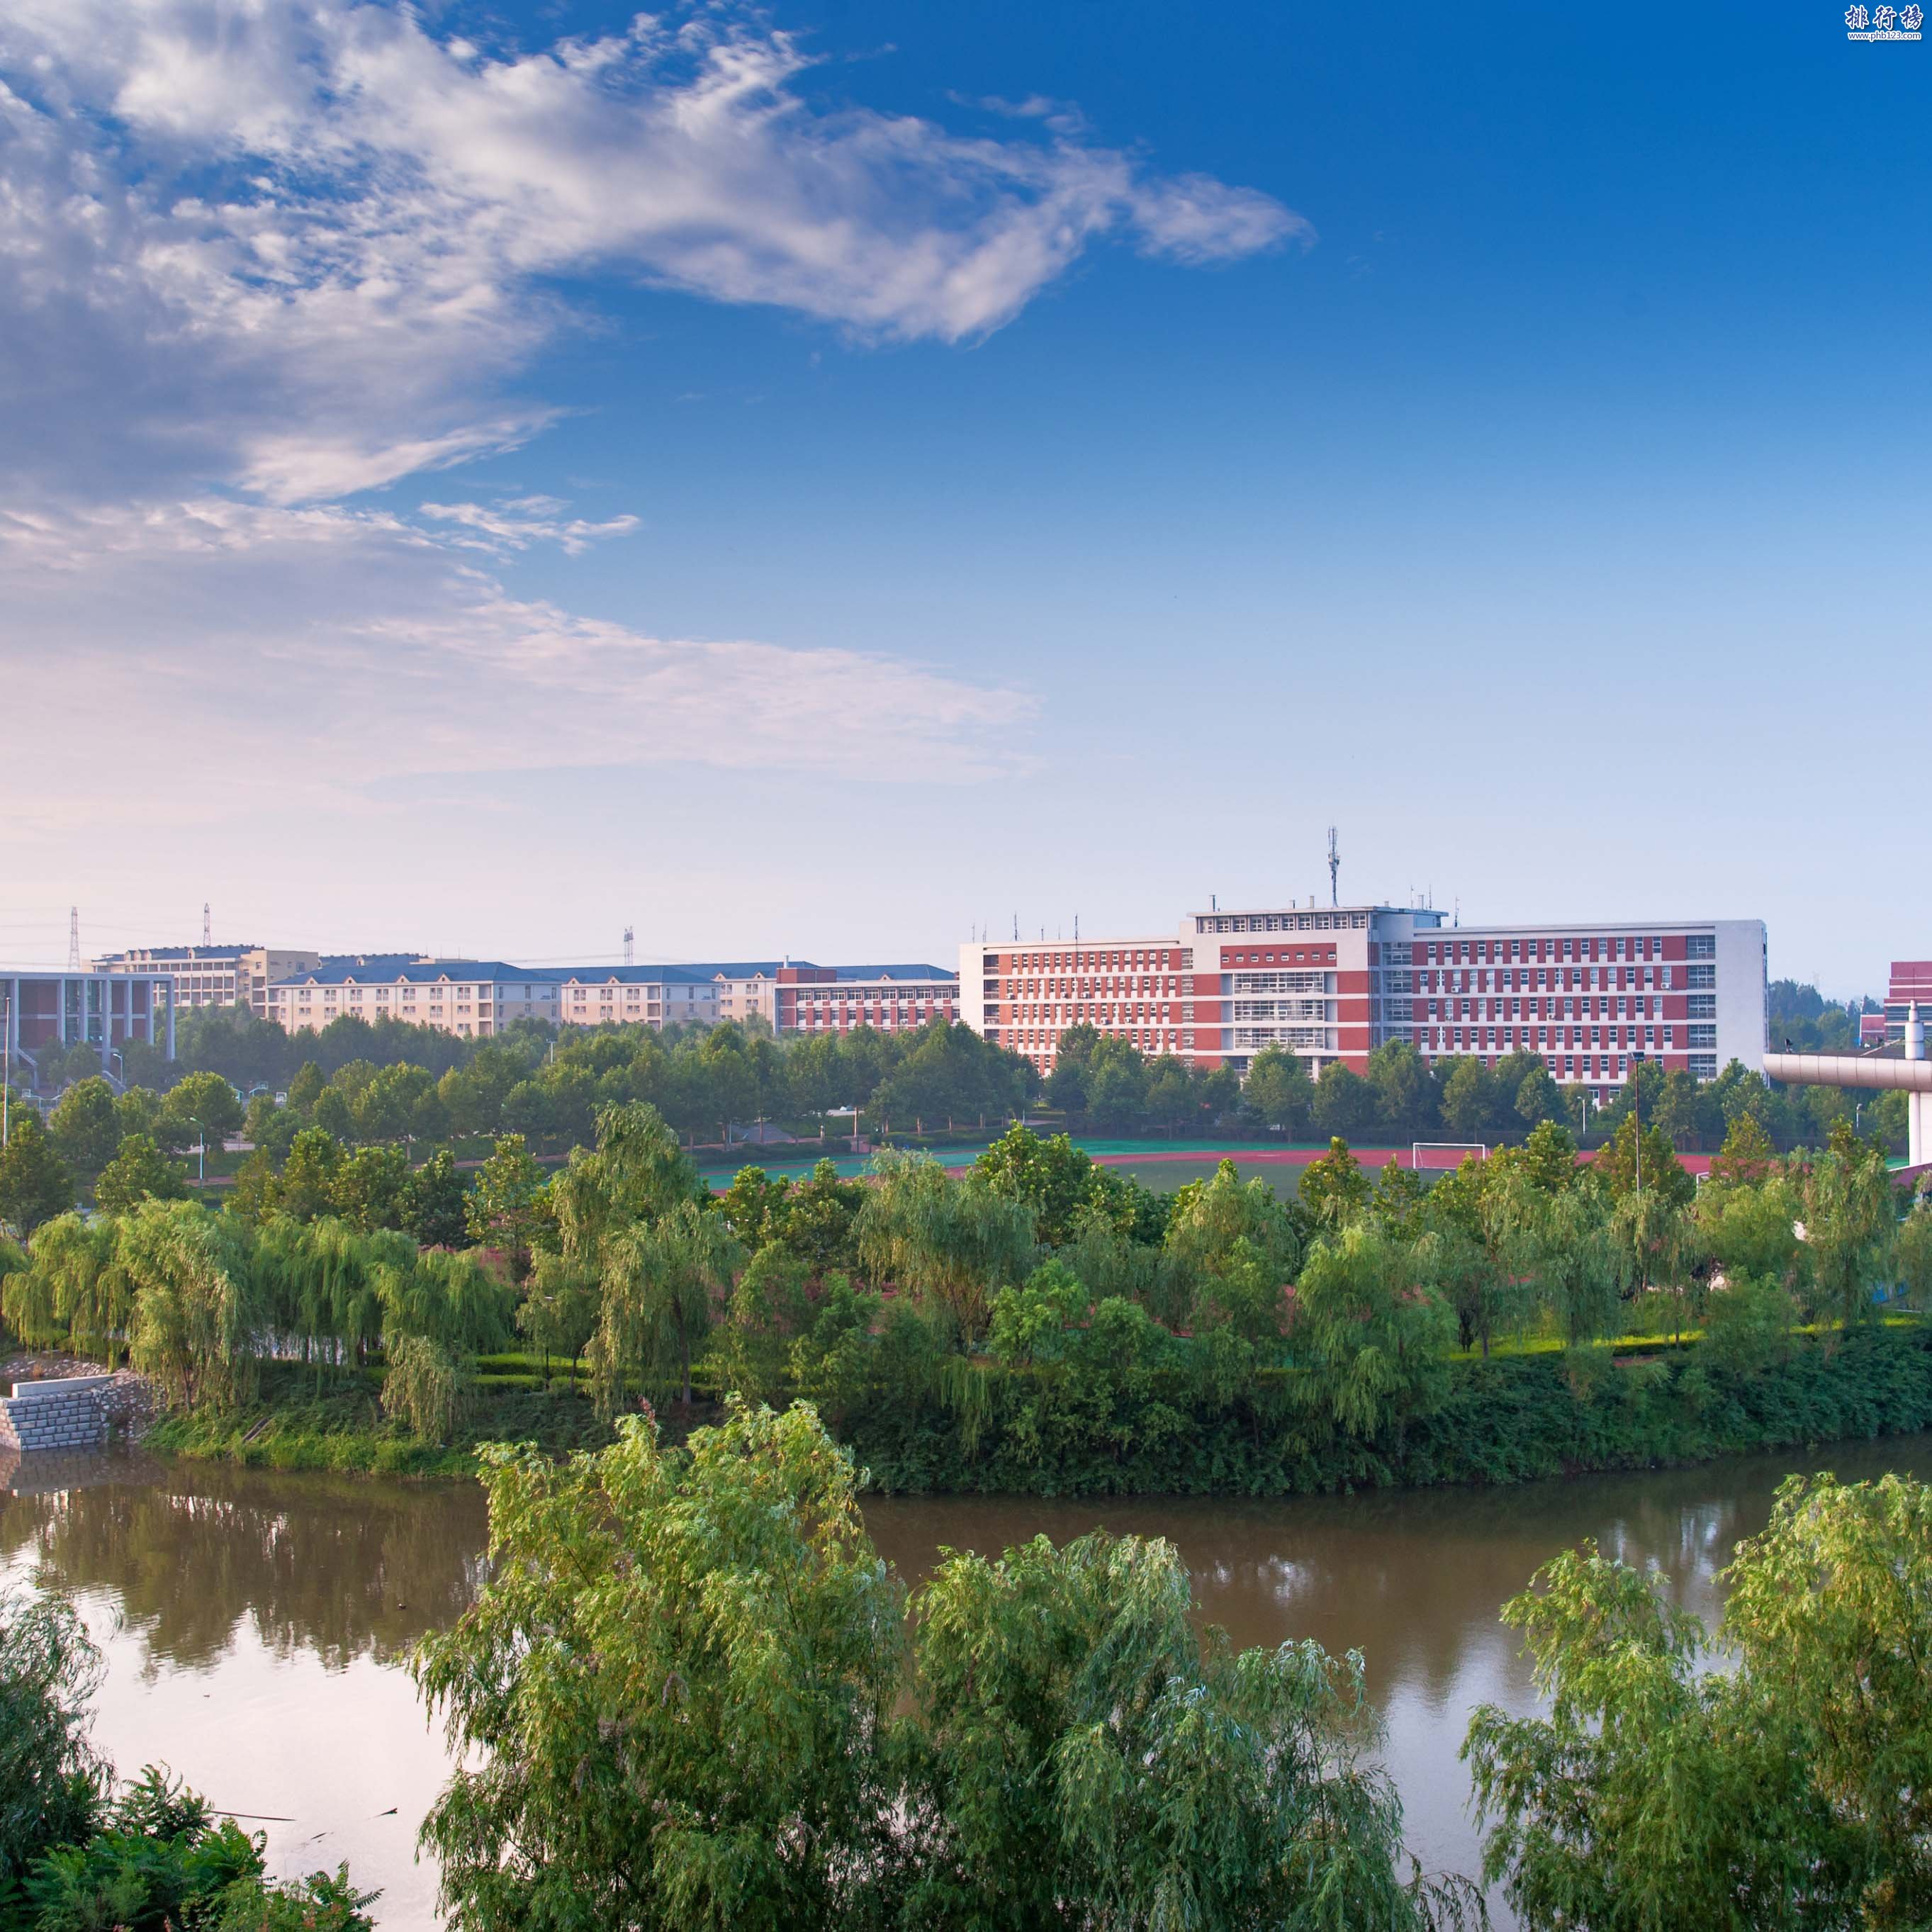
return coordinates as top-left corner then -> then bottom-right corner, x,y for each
1410,1141 -> 1489,1171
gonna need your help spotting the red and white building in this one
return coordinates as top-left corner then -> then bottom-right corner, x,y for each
961,902 -> 1766,1096
1872,962 -> 1932,1050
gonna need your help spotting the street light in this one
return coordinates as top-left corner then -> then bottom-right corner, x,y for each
189,1116 -> 206,1185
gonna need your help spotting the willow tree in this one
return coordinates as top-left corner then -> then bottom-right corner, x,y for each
1291,1224 -> 1456,1442
19,1215 -> 130,1364
251,1215 -> 397,1377
552,1102 -> 700,1266
854,1151 -> 1035,1344
378,1246 -> 515,1358
590,1198 -> 742,1411
1801,1130 -> 1897,1330
414,1401 -> 905,1932
1466,1473 -> 1932,1928
121,1201 -> 259,1411
908,1529 -> 1478,1930
1522,1180 -> 1625,1348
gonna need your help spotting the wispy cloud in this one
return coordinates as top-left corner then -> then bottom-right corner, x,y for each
418,498 -> 642,556
0,0 -> 1306,505
0,1 -> 1298,859
0,502 -> 1035,832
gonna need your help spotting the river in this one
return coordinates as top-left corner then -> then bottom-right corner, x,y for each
7,1434 -> 1932,1926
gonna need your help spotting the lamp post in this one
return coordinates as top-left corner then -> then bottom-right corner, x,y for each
189,1116 -> 206,1185
1629,1050 -> 1646,1196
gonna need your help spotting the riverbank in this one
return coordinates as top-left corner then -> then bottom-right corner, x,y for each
844,1319 -> 1932,1496
142,1363 -> 614,1478
130,1322 -> 1932,1500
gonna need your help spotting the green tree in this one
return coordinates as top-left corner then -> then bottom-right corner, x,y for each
1165,1157 -> 1303,1281
1595,1111 -> 1695,1208
122,1201 -> 259,1410
326,1145 -> 411,1232
517,1251 -> 600,1388
1513,1065 -> 1563,1132
276,1126 -> 343,1223
1313,1062 -> 1380,1142
403,1149 -> 470,1249
1298,1136 -> 1371,1231
19,1214 -> 130,1363
591,1199 -> 741,1410
48,1078 -> 122,1180
93,1133 -> 189,1215
1439,1058 -> 1498,1142
1242,1043 -> 1316,1135
1293,1224 -> 1456,1439
779,1159 -> 865,1280
286,1062 -> 326,1114
311,1084 -> 356,1142
909,1527 -> 1476,1931
718,1164 -> 793,1251
464,1135 -> 549,1283
414,1401 -> 906,1932
972,1125 -> 1138,1247
0,1113 -> 74,1237
1466,1472 -> 1932,1930
158,1070 -> 243,1150
0,1588 -> 106,1901
855,1152 -> 1036,1343
1366,1039 -> 1434,1142
1799,1129 -> 1897,1329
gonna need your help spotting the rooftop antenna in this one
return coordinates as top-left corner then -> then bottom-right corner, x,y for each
1013,914 -> 1019,941
1327,827 -> 1340,908
68,907 -> 80,970
1454,897 -> 1461,928
623,924 -> 635,966
202,901 -> 211,948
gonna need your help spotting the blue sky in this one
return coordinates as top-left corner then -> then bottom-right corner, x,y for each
1,1 -> 1923,994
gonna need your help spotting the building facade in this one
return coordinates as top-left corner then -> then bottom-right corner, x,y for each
268,961 -> 558,1038
1874,962 -> 1932,1050
961,903 -> 1766,1096
770,965 -> 958,1035
551,961 -> 960,1036
96,945 -> 322,1018
3,967 -> 175,1079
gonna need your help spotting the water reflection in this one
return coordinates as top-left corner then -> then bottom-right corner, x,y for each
4,1435 -> 1931,1927
0,1456 -> 488,1673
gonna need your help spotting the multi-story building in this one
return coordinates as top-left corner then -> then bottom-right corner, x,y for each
2,965 -> 175,1079
770,964 -> 958,1035
961,902 -> 1766,1097
268,960 -> 558,1038
551,961 -> 960,1036
553,966 -> 723,1030
1872,962 -> 1932,1050
96,944 -> 322,1018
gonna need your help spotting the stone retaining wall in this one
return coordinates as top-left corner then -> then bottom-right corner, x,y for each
0,1368 -> 157,1452
0,1375 -> 113,1453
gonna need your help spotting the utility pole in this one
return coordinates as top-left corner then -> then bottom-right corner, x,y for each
1,992 -> 9,1148
1327,826 -> 1340,908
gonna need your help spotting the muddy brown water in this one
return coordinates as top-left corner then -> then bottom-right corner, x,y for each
6,1434 -> 1932,1926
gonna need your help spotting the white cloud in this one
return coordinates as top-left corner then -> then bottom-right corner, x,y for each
0,501 -> 1035,833
417,498 -> 641,557
0,1 -> 1306,504
0,3 -> 1299,858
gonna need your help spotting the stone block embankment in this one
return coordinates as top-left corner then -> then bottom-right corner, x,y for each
0,1374 -> 116,1452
